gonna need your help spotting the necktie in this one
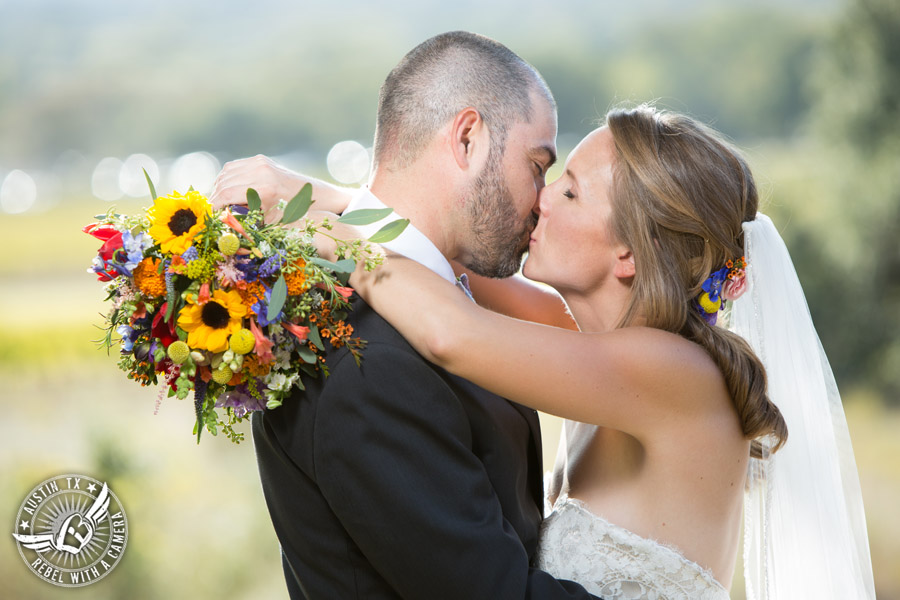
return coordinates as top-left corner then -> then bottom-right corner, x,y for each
455,273 -> 475,302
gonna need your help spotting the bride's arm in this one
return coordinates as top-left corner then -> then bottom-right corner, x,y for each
450,264 -> 578,330
209,155 -> 353,218
321,224 -> 713,439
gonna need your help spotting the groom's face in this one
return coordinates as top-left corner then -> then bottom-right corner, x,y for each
462,95 -> 557,278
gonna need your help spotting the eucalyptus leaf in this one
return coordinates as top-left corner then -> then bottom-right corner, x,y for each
297,341 -> 316,366
281,183 -> 314,224
309,257 -> 341,272
368,219 -> 410,243
308,324 -> 325,351
310,256 -> 355,274
335,258 -> 357,273
297,345 -> 318,364
246,188 -> 262,213
143,168 -> 157,201
267,275 -> 288,322
338,207 -> 393,225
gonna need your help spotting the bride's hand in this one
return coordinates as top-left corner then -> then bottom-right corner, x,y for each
209,155 -> 353,222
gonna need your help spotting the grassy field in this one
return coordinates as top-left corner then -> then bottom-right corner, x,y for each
2,199 -> 897,598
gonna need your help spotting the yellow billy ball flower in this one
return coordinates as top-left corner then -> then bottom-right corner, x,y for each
218,233 -> 240,256
147,190 -> 212,255
229,329 -> 255,355
177,289 -> 249,353
212,365 -> 234,385
167,340 -> 191,364
698,292 -> 722,314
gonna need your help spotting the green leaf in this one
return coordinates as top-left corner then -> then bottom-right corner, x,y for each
338,207 -> 394,225
368,219 -> 410,243
246,188 -> 262,212
309,256 -> 355,274
281,183 -> 314,224
267,275 -> 287,322
297,345 -> 318,364
335,258 -> 357,273
143,168 -> 157,201
300,363 -> 319,377
308,323 -> 325,351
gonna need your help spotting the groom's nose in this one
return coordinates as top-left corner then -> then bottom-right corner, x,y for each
535,187 -> 550,217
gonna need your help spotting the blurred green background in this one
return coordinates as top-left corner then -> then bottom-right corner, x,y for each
1,0 -> 898,597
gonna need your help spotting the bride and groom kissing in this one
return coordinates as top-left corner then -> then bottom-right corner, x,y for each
210,31 -> 876,599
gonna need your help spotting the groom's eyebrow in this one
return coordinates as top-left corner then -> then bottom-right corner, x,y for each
531,146 -> 557,169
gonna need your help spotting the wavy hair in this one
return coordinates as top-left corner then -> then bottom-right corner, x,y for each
606,104 -> 787,457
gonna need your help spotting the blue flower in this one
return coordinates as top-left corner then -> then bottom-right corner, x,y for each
252,285 -> 283,326
700,267 -> 730,303
117,324 -> 136,352
121,231 -> 152,274
181,246 -> 200,263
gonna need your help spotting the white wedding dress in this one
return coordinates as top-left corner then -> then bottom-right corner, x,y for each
537,493 -> 729,599
536,419 -> 729,600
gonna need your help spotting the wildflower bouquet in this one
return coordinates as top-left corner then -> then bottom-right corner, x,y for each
85,176 -> 406,443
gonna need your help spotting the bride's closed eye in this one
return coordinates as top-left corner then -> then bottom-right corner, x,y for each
563,189 -> 575,199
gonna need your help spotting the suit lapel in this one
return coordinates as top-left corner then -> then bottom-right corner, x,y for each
506,400 -> 545,513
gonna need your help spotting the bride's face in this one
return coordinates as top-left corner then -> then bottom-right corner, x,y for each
524,127 -> 629,295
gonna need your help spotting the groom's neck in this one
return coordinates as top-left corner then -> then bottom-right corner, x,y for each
369,166 -> 462,262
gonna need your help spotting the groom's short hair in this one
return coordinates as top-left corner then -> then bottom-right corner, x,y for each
373,31 -> 554,170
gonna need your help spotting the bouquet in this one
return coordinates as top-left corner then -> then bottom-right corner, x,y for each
85,175 -> 406,443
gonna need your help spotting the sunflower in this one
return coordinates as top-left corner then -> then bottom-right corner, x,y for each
177,289 -> 249,353
148,190 -> 212,255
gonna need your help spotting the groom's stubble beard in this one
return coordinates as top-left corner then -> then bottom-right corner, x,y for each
463,148 -> 537,278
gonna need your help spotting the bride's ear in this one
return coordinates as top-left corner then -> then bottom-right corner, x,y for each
450,107 -> 488,171
613,248 -> 635,280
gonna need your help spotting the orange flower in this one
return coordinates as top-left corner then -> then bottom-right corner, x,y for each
238,281 -> 267,308
220,209 -> 253,241
285,259 -> 310,295
243,354 -> 272,377
133,257 -> 167,297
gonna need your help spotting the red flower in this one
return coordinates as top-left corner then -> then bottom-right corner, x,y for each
152,303 -> 178,348
282,321 -> 310,343
249,318 -> 275,364
83,223 -> 120,242
334,286 -> 354,300
85,223 -> 126,281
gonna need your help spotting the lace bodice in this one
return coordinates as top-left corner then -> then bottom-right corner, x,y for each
537,496 -> 729,600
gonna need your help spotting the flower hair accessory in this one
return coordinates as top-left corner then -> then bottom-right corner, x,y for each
695,256 -> 748,325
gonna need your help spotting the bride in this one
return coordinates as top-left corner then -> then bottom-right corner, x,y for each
213,105 -> 876,598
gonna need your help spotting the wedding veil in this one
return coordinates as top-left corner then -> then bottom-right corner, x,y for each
727,213 -> 876,599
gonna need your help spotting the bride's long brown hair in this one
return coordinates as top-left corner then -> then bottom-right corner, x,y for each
606,104 -> 787,457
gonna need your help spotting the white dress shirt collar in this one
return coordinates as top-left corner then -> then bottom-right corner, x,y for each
343,187 -> 457,284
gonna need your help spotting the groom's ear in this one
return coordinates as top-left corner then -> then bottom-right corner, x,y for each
450,107 -> 488,171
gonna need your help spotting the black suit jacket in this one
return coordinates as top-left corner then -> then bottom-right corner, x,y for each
253,297 -> 596,599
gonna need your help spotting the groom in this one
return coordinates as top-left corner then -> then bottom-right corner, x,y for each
212,32 -> 596,599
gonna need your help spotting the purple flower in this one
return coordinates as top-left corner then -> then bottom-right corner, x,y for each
216,385 -> 266,419
258,251 -> 286,279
